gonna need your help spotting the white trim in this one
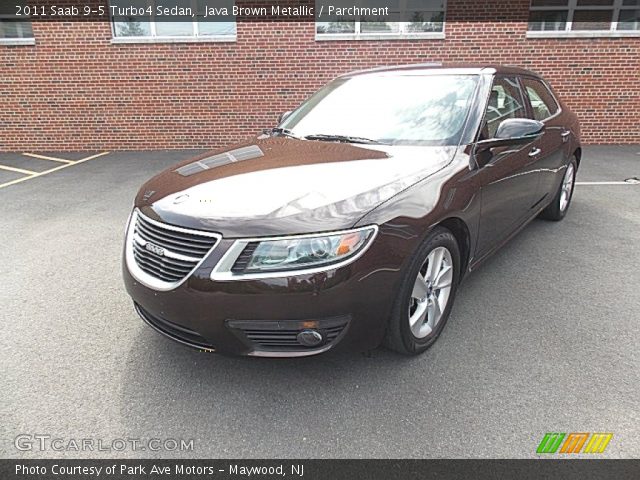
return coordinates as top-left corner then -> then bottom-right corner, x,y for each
248,344 -> 335,357
111,35 -> 236,44
315,32 -> 445,41
0,38 -> 35,46
527,30 -> 640,38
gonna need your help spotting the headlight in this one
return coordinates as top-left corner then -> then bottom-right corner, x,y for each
212,226 -> 378,279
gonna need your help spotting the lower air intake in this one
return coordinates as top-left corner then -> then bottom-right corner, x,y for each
227,316 -> 349,353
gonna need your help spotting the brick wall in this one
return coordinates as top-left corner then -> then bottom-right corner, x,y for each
1,0 -> 639,150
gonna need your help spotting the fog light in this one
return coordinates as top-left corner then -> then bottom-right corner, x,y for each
296,329 -> 324,347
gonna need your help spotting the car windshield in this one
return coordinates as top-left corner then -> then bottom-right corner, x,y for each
281,74 -> 479,146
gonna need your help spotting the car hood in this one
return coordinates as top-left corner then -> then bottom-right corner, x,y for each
136,137 -> 456,237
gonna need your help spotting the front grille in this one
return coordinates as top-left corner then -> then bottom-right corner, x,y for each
128,210 -> 220,286
227,317 -> 349,352
135,303 -> 214,350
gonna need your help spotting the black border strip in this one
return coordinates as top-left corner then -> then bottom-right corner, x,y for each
1,0 -> 630,23
2,459 -> 640,480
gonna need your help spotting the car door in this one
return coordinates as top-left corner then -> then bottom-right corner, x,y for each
474,75 -> 543,259
520,76 -> 567,206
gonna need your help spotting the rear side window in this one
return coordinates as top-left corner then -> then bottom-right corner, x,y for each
522,78 -> 560,121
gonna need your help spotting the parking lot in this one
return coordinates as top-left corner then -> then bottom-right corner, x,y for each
1,146 -> 639,459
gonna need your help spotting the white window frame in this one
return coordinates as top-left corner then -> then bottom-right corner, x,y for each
110,0 -> 237,44
315,0 -> 446,41
527,0 -> 640,38
0,15 -> 35,46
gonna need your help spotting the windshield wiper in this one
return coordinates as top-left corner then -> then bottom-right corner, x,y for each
265,127 -> 300,139
303,134 -> 388,145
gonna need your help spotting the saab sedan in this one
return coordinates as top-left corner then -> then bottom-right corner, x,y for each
123,64 -> 580,357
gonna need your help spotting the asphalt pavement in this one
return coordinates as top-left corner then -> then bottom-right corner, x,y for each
1,146 -> 639,458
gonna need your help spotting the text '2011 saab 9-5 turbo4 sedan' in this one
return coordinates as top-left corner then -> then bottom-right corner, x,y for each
123,64 -> 581,357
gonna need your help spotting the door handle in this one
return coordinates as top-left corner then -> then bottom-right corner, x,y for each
529,148 -> 542,157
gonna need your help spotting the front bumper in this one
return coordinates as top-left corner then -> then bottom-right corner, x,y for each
123,234 -> 405,357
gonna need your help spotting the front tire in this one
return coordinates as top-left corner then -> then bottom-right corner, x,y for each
539,157 -> 577,221
384,227 -> 461,355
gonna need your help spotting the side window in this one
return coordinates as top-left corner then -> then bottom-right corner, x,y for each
522,78 -> 559,122
483,76 -> 527,139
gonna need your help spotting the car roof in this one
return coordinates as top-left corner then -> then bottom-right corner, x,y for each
341,63 -> 540,79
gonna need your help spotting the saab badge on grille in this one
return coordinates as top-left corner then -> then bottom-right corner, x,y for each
145,242 -> 165,257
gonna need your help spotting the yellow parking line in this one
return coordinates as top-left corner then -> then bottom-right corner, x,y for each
0,164 -> 36,175
77,151 -> 110,162
23,152 -> 74,164
0,152 -> 110,190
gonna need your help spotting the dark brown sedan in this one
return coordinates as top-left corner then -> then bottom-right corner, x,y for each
123,64 -> 581,357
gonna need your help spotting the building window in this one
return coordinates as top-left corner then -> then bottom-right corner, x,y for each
110,0 -> 236,41
1,0 -> 34,43
528,0 -> 640,33
316,0 -> 445,39
0,18 -> 34,43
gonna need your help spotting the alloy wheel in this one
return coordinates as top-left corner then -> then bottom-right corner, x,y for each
559,163 -> 575,212
408,246 -> 453,339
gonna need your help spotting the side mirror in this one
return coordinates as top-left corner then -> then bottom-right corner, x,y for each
278,111 -> 293,124
476,118 -> 545,152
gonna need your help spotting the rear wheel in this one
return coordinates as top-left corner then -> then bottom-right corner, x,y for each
384,227 -> 460,355
539,157 -> 577,221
